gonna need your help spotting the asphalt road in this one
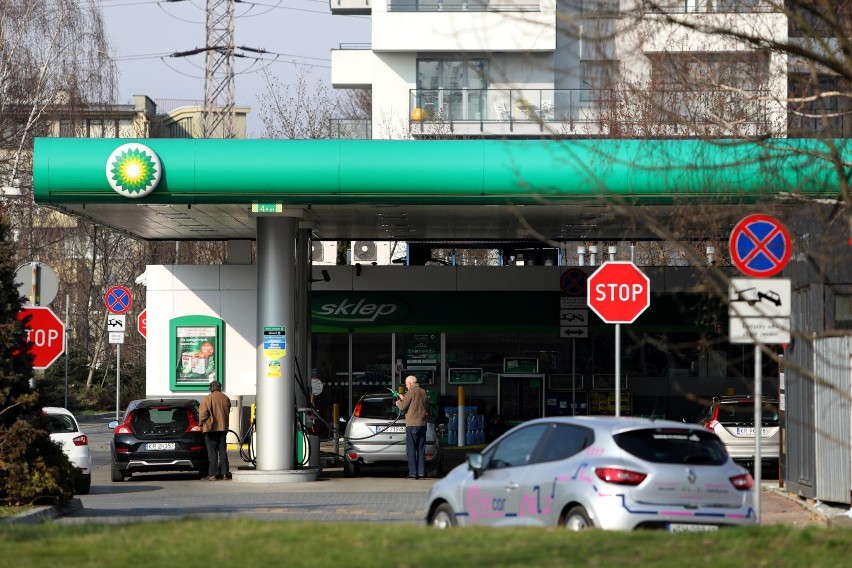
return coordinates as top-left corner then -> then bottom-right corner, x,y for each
53,413 -> 830,527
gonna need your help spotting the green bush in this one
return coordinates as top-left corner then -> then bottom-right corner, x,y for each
0,418 -> 76,506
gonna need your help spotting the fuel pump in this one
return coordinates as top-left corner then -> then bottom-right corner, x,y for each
242,404 -> 319,468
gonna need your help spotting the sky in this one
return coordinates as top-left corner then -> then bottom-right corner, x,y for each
99,0 -> 371,137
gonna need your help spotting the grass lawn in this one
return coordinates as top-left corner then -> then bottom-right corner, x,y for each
1,520 -> 851,567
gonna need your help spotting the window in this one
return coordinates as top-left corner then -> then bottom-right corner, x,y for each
416,58 -> 488,121
484,423 -> 548,469
580,60 -> 618,101
534,423 -> 593,463
614,428 -> 728,465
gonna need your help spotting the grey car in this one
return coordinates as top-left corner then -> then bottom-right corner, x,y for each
426,416 -> 756,531
342,393 -> 443,478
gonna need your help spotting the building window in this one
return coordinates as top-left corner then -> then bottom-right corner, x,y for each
416,58 -> 488,121
580,60 -> 619,100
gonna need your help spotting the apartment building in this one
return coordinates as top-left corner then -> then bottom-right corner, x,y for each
330,0 -> 794,139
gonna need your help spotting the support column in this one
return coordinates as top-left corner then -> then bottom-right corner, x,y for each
295,228 -> 310,410
256,216 -> 296,472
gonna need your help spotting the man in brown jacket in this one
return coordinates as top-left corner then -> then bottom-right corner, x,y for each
395,375 -> 429,479
199,380 -> 231,480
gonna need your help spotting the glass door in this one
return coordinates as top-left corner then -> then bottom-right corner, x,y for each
497,373 -> 545,427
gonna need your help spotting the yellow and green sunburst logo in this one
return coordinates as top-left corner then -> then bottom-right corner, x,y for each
105,143 -> 162,198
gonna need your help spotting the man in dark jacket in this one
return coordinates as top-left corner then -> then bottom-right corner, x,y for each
395,375 -> 429,479
199,380 -> 231,480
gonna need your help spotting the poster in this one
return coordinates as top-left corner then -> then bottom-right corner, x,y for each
175,326 -> 217,384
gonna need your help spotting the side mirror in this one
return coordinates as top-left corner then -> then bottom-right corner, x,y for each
467,452 -> 484,480
107,420 -> 118,429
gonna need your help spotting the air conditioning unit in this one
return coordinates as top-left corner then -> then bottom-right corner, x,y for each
350,240 -> 393,265
311,241 -> 337,265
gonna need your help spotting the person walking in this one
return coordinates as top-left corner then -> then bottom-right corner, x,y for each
395,375 -> 429,479
199,379 -> 231,481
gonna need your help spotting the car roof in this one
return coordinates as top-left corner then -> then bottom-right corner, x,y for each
133,398 -> 199,409
523,415 -> 704,433
42,406 -> 75,416
713,396 -> 779,404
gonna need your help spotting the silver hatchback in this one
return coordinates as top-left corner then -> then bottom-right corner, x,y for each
426,416 -> 756,531
699,396 -> 780,468
342,393 -> 443,477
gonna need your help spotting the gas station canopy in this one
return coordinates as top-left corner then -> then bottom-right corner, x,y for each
33,138 -> 847,242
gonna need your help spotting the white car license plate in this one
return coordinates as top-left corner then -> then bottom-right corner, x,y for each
376,425 -> 405,434
668,524 -> 718,533
145,442 -> 176,451
735,427 -> 771,436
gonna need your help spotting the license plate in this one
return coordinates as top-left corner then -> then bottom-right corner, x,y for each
668,523 -> 718,533
376,425 -> 405,434
735,427 -> 771,436
145,442 -> 176,451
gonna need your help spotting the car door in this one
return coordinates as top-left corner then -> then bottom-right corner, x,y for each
462,423 -> 549,526
516,422 -> 595,526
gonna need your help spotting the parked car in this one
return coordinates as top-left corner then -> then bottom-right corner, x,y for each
42,407 -> 92,494
425,416 -> 756,531
342,393 -> 443,478
108,398 -> 208,482
699,396 -> 780,469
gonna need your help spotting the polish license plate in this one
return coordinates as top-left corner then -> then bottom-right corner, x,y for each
145,442 -> 176,451
668,523 -> 718,533
735,427 -> 770,436
376,425 -> 406,434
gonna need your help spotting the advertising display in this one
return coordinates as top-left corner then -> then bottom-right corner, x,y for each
169,315 -> 224,391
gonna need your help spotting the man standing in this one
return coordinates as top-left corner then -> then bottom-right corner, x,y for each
199,379 -> 231,481
395,375 -> 429,479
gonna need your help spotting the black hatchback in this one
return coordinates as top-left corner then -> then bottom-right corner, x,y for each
108,398 -> 208,481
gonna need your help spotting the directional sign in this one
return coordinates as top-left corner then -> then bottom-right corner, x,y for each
560,326 -> 589,339
587,262 -> 651,324
105,285 -> 133,314
729,214 -> 791,278
17,307 -> 66,369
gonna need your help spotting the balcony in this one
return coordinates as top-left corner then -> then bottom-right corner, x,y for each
330,119 -> 372,139
387,0 -> 540,12
408,88 -> 775,138
330,0 -> 371,14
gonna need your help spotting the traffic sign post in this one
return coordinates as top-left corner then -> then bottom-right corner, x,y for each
587,262 -> 651,416
17,306 -> 66,370
104,285 -> 133,420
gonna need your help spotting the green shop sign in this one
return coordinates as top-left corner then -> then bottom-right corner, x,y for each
313,293 -> 409,327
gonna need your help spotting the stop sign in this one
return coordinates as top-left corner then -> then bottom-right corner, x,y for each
137,308 -> 147,339
17,306 -> 66,369
587,261 -> 651,324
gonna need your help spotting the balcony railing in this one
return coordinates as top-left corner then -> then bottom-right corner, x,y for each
649,0 -> 775,14
409,88 -> 774,137
388,0 -> 540,12
330,118 -> 372,139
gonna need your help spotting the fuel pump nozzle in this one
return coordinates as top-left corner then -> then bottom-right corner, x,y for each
387,387 -> 400,399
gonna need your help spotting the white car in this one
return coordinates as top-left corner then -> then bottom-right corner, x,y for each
42,407 -> 92,494
426,416 -> 756,531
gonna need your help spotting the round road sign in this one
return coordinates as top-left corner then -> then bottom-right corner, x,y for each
729,214 -> 791,278
587,261 -> 651,324
560,268 -> 588,296
105,285 -> 133,314
17,306 -> 66,369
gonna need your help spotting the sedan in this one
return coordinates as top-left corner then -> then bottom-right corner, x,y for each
42,407 -> 92,494
342,393 -> 443,478
426,416 -> 756,531
108,398 -> 208,481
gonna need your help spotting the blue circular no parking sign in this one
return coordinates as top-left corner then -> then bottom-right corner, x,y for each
729,214 -> 791,277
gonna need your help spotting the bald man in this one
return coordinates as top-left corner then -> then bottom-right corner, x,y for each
395,375 -> 429,479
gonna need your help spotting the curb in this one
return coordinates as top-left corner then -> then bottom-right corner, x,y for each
2,497 -> 83,525
764,485 -> 852,527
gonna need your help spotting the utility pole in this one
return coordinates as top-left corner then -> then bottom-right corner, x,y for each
203,0 -> 236,138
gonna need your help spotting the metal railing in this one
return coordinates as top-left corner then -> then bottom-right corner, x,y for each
649,0 -> 775,14
388,0 -> 539,12
408,87 -> 775,136
329,118 -> 372,139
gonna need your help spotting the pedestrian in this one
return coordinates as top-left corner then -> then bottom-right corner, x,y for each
395,374 -> 429,479
199,379 -> 232,481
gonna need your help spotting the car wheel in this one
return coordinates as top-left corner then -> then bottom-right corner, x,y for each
561,506 -> 594,531
429,503 -> 457,528
343,458 -> 359,478
110,461 -> 126,482
76,474 -> 92,495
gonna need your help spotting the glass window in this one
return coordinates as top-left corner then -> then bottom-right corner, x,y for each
484,423 -> 548,469
614,428 -> 728,465
534,423 -> 594,463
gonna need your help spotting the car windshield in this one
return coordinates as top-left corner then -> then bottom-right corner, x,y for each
358,397 -> 402,420
716,401 -> 779,426
614,428 -> 728,465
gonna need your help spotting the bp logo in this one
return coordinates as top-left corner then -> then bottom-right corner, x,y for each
105,143 -> 162,198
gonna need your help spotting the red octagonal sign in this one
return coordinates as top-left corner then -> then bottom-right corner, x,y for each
587,261 -> 651,324
17,306 -> 66,369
